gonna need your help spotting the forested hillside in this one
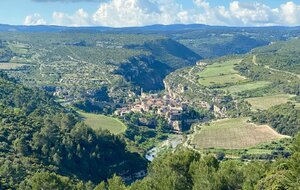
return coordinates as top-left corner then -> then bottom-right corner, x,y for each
168,27 -> 300,58
0,32 -> 201,104
165,37 -> 300,132
13,134 -> 300,190
121,135 -> 300,190
251,103 -> 300,136
251,39 -> 300,74
0,72 -> 147,189
1,25 -> 300,190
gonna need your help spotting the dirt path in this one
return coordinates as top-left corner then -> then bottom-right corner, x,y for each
253,54 -> 300,79
252,55 -> 258,65
265,65 -> 300,79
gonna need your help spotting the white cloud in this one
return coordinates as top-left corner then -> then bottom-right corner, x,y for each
23,13 -> 47,25
191,0 -> 300,26
222,1 -> 276,26
194,0 -> 210,9
53,9 -> 90,26
23,0 -> 300,27
92,0 -> 157,27
279,1 -> 300,25
92,0 -> 185,27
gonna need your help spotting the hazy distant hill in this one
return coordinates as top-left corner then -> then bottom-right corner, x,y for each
0,24 -> 211,32
0,32 -> 201,101
0,23 -> 299,33
1,24 -> 300,59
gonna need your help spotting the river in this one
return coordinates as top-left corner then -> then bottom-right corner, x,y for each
145,134 -> 184,161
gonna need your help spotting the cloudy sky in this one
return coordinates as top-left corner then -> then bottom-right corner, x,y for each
1,0 -> 300,27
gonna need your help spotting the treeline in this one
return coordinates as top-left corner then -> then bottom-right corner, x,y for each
123,133 -> 300,190
251,103 -> 300,136
15,133 -> 300,190
0,72 -> 147,189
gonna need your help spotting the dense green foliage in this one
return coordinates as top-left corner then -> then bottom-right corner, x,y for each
235,40 -> 300,97
121,112 -> 170,153
252,39 -> 300,74
6,134 -> 300,189
97,134 -> 300,190
252,103 -> 300,136
0,73 -> 147,189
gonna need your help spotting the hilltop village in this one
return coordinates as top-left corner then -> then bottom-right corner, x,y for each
114,92 -> 190,132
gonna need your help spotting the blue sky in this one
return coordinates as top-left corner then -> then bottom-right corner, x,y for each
1,0 -> 300,26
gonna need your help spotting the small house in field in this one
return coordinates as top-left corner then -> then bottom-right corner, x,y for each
196,61 -> 208,66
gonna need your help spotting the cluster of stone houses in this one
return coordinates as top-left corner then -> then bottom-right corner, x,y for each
114,93 -> 188,132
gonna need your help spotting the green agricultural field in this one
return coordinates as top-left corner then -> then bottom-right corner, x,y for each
198,59 -> 246,86
220,81 -> 271,93
199,74 -> 246,86
7,43 -> 29,54
191,118 -> 286,149
245,149 -> 272,155
0,63 -> 26,70
246,94 -> 295,110
78,111 -> 126,134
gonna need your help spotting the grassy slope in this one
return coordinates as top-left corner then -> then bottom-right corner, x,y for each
246,94 -> 295,110
78,111 -> 126,134
198,59 -> 246,86
220,81 -> 271,94
191,118 -> 287,149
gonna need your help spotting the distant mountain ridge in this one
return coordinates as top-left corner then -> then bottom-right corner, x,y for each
1,23 -> 300,32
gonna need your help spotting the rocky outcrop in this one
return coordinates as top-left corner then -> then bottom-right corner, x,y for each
114,56 -> 173,92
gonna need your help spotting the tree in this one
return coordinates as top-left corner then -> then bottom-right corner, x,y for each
242,161 -> 269,190
94,181 -> 107,190
190,155 -> 219,190
216,152 -> 225,161
20,172 -> 74,190
217,160 -> 244,190
107,175 -> 126,190
13,137 -> 29,156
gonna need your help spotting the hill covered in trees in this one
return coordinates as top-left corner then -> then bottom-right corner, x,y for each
0,72 -> 147,189
165,37 -> 300,134
0,32 -> 201,104
12,134 -> 300,190
116,135 -> 300,190
1,25 -> 300,190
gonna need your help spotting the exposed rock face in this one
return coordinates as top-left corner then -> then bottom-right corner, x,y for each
212,105 -> 227,118
142,39 -> 202,69
114,56 -> 173,91
164,80 -> 178,99
114,38 -> 202,92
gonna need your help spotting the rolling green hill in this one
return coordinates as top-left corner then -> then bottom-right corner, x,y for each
0,72 -> 146,189
251,39 -> 300,74
1,26 -> 300,189
78,111 -> 126,134
0,33 -> 201,103
165,38 -> 300,137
